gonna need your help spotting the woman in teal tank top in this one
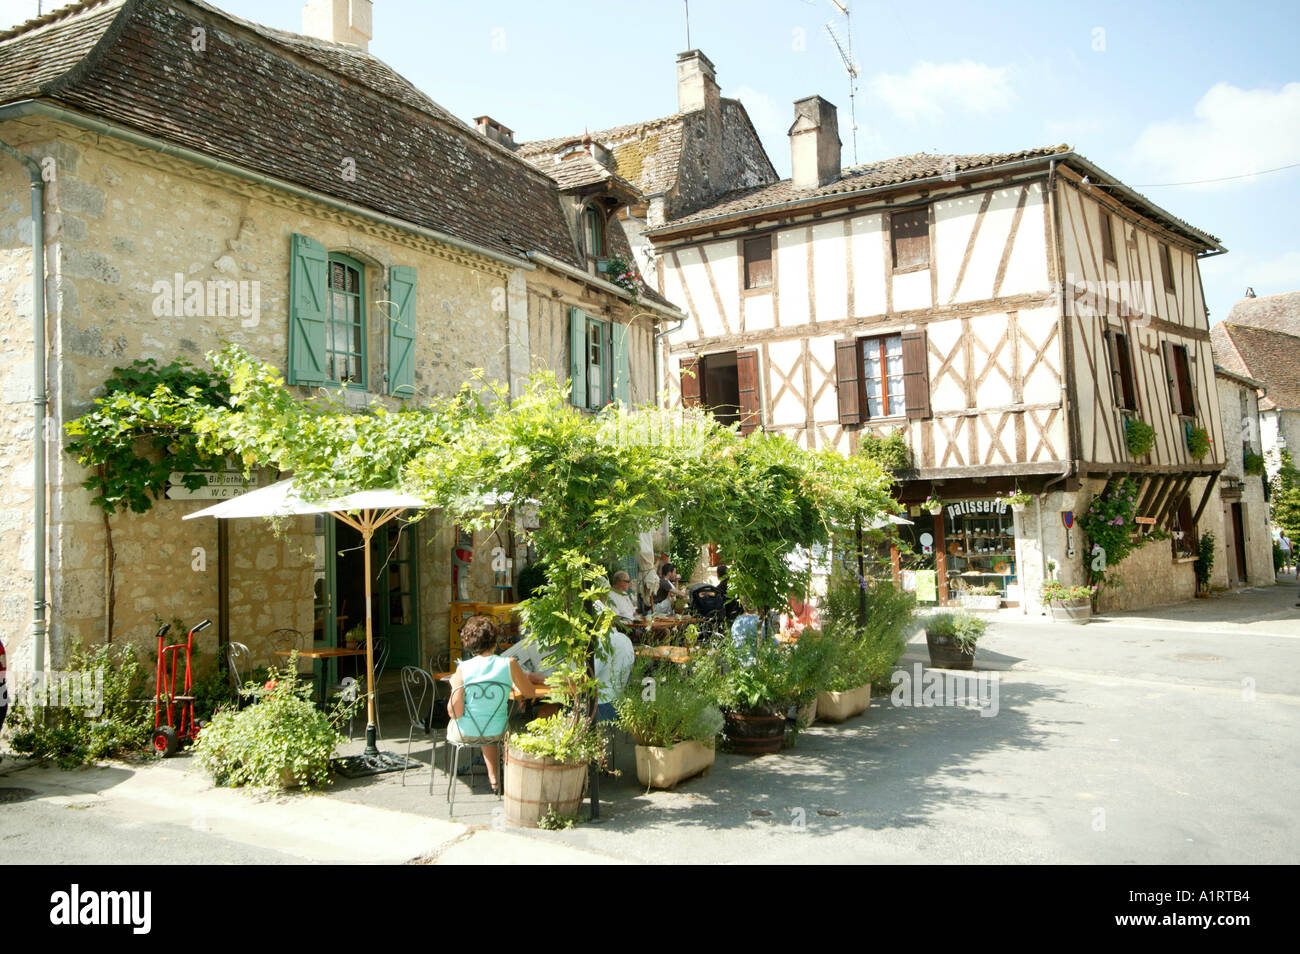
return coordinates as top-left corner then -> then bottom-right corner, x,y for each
448,616 -> 547,794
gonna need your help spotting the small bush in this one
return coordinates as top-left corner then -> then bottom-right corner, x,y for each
1244,452 -> 1265,477
1194,532 -> 1215,592
193,655 -> 354,790
1126,418 -> 1155,458
615,658 -> 723,748
8,644 -> 153,768
1187,426 -> 1211,461
510,711 -> 607,766
924,612 -> 987,653
856,430 -> 912,472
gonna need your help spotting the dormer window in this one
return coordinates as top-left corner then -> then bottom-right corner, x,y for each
584,205 -> 607,260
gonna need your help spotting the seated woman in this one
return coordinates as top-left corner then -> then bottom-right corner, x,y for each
448,615 -> 547,794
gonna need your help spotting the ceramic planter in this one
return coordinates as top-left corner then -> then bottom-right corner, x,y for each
1049,599 -> 1091,624
504,745 -> 588,828
634,740 -> 716,788
926,631 -> 976,670
815,684 -> 872,723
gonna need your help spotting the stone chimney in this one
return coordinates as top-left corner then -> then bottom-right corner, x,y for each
474,116 -> 516,150
302,0 -> 372,51
677,50 -> 720,115
788,96 -> 841,190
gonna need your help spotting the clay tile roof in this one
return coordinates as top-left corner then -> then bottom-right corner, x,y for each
519,113 -> 688,199
651,146 -> 1074,230
0,0 -> 583,267
1223,290 -> 1300,339
1211,322 -> 1300,411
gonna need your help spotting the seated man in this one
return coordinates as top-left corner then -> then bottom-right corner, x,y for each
606,570 -> 638,622
593,628 -> 635,723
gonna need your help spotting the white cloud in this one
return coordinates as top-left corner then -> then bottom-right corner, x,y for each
868,60 -> 1014,122
1131,82 -> 1300,189
0,0 -> 40,32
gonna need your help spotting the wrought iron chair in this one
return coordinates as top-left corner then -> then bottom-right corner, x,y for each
267,628 -> 309,674
399,666 -> 440,792
225,641 -> 253,708
444,680 -> 511,816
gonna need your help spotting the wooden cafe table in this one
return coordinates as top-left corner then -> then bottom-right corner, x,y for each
273,646 -> 367,702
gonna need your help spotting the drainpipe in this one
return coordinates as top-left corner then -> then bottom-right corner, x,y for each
1036,468 -> 1071,615
653,312 -> 686,407
0,136 -> 47,672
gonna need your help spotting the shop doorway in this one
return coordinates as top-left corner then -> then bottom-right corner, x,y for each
1230,502 -> 1247,584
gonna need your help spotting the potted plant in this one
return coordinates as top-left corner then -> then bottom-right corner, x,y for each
922,494 -> 943,516
1003,489 -> 1032,513
1040,580 -> 1095,623
1126,417 -> 1156,458
957,581 -> 1002,612
924,612 -> 986,670
615,658 -> 723,788
714,639 -> 797,755
1187,425 -> 1211,461
343,624 -> 364,649
505,706 -> 606,826
1194,532 -> 1215,596
193,654 -> 356,790
1244,451 -> 1265,477
807,625 -> 874,723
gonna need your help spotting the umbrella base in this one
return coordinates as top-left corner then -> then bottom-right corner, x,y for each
331,751 -> 420,779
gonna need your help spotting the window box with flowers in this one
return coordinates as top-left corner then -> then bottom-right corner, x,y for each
602,255 -> 641,306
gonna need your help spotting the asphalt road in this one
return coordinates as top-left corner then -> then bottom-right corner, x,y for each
3,580 -> 1297,864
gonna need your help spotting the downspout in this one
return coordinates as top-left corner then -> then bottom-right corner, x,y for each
654,312 -> 686,407
0,136 -> 47,672
1035,468 -> 1071,615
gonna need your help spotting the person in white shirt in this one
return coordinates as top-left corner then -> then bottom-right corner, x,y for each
607,570 -> 638,621
594,628 -> 635,722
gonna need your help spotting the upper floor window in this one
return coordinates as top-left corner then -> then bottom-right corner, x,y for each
679,349 -> 760,434
326,254 -> 365,387
891,206 -> 930,270
584,205 -> 606,260
862,335 -> 906,419
835,330 -> 930,425
1105,328 -> 1137,412
1163,341 -> 1196,417
1100,210 -> 1117,265
1159,242 -> 1176,293
570,307 -> 630,410
743,235 -> 773,289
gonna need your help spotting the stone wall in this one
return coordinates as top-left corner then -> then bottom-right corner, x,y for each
0,115 -> 643,669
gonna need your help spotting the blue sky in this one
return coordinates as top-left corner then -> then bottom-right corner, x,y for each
6,0 -> 1298,321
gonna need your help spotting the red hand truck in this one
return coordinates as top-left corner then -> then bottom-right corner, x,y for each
152,619 -> 211,757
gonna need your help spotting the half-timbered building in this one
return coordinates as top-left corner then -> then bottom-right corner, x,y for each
647,95 -> 1227,613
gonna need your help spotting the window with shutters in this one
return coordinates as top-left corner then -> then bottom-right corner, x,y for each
1105,328 -> 1137,411
326,253 -> 366,388
1165,342 -> 1196,417
584,205 -> 607,261
860,335 -> 906,419
1099,210 -> 1117,265
891,206 -> 930,270
680,350 -> 760,434
743,235 -> 772,290
569,308 -> 630,411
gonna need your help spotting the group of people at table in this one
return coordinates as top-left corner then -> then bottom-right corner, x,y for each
448,560 -> 820,792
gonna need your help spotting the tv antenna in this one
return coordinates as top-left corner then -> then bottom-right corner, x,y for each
824,0 -> 861,166
684,0 -> 690,49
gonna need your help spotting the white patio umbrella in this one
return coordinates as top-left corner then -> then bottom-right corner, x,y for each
185,478 -> 430,757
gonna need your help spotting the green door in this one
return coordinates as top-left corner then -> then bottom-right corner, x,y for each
376,518 -> 420,669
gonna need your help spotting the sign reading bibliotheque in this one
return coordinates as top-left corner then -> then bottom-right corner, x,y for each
164,463 -> 264,501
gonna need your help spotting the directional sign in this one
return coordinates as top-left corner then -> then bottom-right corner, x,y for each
165,466 -> 262,500
165,483 -> 256,501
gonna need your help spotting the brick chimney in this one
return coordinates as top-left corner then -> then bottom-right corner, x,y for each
302,0 -> 372,51
474,116 -> 516,150
677,50 -> 720,115
789,96 -> 841,190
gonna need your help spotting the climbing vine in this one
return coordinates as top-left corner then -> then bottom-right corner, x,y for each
1080,476 -> 1141,586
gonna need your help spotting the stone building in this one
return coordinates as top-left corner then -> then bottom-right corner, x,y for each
1210,290 -> 1300,478
515,50 -> 778,287
0,0 -> 684,674
646,93 -> 1228,615
1205,364 -> 1272,588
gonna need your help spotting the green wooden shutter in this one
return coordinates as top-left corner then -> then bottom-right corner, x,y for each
387,265 -> 417,398
288,233 -> 328,385
569,306 -> 587,408
612,321 -> 631,408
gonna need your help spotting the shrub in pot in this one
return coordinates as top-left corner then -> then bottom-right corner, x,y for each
505,706 -> 606,827
1040,580 -> 1095,623
194,655 -> 356,790
1125,417 -> 1156,458
924,612 -> 986,670
615,658 -> 723,788
714,638 -> 797,755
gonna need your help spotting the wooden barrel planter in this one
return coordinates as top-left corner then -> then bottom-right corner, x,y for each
503,746 -> 588,829
723,711 -> 786,755
926,632 -> 975,670
1049,599 -> 1092,624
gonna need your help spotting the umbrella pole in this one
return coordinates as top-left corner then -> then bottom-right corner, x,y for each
362,513 -> 379,758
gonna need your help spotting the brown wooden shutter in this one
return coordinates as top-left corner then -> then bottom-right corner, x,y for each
835,338 -> 862,425
1105,330 -> 1123,406
891,207 -> 931,269
1162,341 -> 1179,412
679,356 -> 702,408
901,329 -> 931,420
736,348 -> 761,435
743,236 -> 772,289
1175,345 -> 1195,416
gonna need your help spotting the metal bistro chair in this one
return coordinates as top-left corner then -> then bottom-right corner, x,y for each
399,667 -> 439,793
444,680 -> 511,816
225,641 -> 253,708
334,636 -> 390,740
267,627 -> 309,674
